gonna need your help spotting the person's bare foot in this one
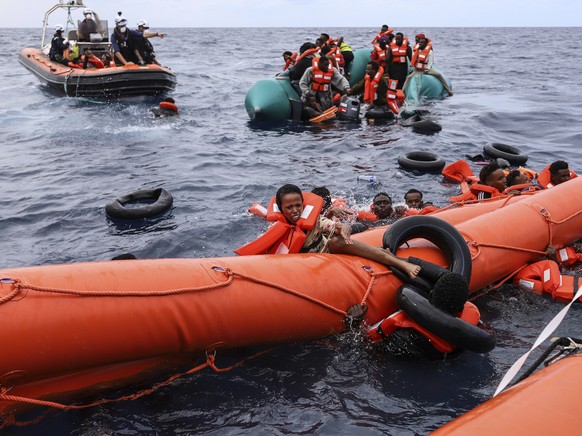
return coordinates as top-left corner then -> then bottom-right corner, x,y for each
402,261 -> 421,279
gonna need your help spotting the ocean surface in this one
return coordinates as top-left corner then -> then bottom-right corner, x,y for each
1,26 -> 582,435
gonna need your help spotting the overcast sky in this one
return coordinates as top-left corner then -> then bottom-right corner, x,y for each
2,0 -> 580,28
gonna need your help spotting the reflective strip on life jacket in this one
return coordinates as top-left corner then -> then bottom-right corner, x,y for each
364,66 -> 384,104
557,246 -> 582,266
311,58 -> 333,92
389,39 -> 409,63
411,46 -> 431,70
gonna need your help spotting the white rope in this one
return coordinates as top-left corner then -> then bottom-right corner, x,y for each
493,283 -> 582,397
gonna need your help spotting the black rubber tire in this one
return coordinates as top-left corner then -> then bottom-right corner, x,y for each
398,151 -> 445,173
382,216 -> 472,289
106,188 -> 173,220
365,108 -> 395,120
410,119 -> 442,134
397,286 -> 496,353
483,143 -> 528,166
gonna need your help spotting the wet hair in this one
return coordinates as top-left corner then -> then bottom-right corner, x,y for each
311,186 -> 332,211
373,192 -> 392,203
479,162 -> 500,185
320,33 -> 330,41
299,42 -> 316,54
430,272 -> 469,315
276,184 -> 302,211
404,188 -> 423,200
283,51 -> 292,57
505,170 -> 522,187
549,160 -> 568,174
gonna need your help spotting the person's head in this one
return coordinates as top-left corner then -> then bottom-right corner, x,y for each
430,272 -> 469,315
83,8 -> 93,19
378,36 -> 388,49
415,33 -> 425,44
549,160 -> 570,186
84,49 -> 94,58
311,186 -> 332,211
320,44 -> 331,56
418,38 -> 428,50
320,33 -> 330,42
111,253 -> 137,260
394,32 -> 404,45
115,14 -> 128,32
282,51 -> 293,60
54,24 -> 64,35
479,162 -> 506,192
137,19 -> 149,31
381,24 -> 389,33
163,97 -> 175,104
366,61 -> 380,77
506,170 -> 530,187
404,189 -> 423,208
315,37 -> 325,47
317,56 -> 330,72
372,192 -> 393,219
299,42 -> 316,55
276,184 -> 304,224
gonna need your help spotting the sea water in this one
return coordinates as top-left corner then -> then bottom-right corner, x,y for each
1,26 -> 581,434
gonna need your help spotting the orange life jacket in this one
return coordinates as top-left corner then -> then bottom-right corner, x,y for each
367,302 -> 481,353
514,259 -> 581,303
537,165 -> 578,189
363,66 -> 384,104
372,43 -> 387,66
442,159 -> 479,184
449,184 -> 505,203
81,55 -> 105,69
413,39 -> 432,51
556,246 -> 582,267
311,58 -> 334,92
404,205 -> 439,216
327,46 -> 344,68
283,52 -> 298,71
411,46 -> 431,70
356,208 -> 378,222
294,47 -> 319,65
502,182 -> 541,194
159,101 -> 178,112
234,192 -> 324,256
371,29 -> 394,45
389,39 -> 409,63
386,78 -> 404,114
248,202 -> 268,218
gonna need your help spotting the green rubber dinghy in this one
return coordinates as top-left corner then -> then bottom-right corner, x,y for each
402,65 -> 452,114
245,48 -> 371,122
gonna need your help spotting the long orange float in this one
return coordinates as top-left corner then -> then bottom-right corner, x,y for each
0,178 -> 581,424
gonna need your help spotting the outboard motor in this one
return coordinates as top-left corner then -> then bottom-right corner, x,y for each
337,96 -> 360,121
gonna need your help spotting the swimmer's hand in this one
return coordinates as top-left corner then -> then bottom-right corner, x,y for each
326,207 -> 355,220
345,303 -> 368,329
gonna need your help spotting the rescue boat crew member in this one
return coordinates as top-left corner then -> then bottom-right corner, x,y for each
299,56 -> 351,111
49,24 -> 70,65
235,184 -> 421,278
386,32 -> 412,89
77,8 -> 100,42
402,36 -> 453,96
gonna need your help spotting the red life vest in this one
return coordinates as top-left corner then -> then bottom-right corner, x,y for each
389,39 -> 409,63
514,260 -> 581,303
159,101 -> 178,112
295,48 -> 319,64
537,165 -> 578,189
385,78 -> 404,114
363,66 -> 384,104
371,29 -> 393,45
410,46 -> 431,70
283,52 -> 297,71
327,46 -> 344,68
556,246 -> 582,266
442,159 -> 479,183
449,184 -> 505,203
248,202 -> 268,218
235,192 -> 324,256
372,43 -> 387,66
311,58 -> 334,92
81,55 -> 105,69
413,39 -> 432,51
502,182 -> 541,194
367,302 -> 481,353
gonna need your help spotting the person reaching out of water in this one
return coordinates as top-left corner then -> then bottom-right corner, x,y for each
235,184 -> 420,279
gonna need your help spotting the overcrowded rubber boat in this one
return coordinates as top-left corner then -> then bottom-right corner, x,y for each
18,1 -> 176,98
0,177 -> 581,426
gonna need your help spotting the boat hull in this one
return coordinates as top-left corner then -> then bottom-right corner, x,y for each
19,48 -> 177,98
403,65 -> 451,111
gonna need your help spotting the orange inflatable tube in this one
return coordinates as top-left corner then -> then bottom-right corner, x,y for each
0,177 -> 581,423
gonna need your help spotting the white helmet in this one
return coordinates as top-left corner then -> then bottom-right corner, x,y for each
114,15 -> 127,26
83,8 -> 92,16
137,19 -> 149,29
54,24 -> 64,32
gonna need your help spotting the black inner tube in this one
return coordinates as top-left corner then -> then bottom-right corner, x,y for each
105,188 -> 173,220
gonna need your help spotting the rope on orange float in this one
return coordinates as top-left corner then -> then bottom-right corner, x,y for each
0,274 -> 235,305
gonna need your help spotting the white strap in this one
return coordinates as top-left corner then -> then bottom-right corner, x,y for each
493,283 -> 582,396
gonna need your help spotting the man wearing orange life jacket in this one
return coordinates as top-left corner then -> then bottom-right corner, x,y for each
538,160 -> 577,189
151,97 -> 178,118
371,24 -> 394,45
348,61 -> 389,105
370,36 -> 389,69
299,56 -> 351,111
282,51 -> 297,71
504,170 -> 543,193
81,49 -> 105,69
236,184 -> 421,278
402,36 -> 453,96
386,32 -> 412,89
346,262 -> 485,359
450,163 -> 514,202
